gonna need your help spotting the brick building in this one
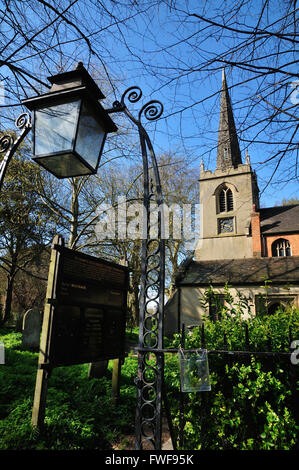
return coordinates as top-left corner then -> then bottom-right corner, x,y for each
164,70 -> 299,335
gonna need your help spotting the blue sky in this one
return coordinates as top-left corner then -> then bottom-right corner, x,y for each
1,0 -> 298,208
94,1 -> 298,208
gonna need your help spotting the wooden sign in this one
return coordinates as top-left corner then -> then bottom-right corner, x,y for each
32,235 -> 128,428
48,241 -> 128,366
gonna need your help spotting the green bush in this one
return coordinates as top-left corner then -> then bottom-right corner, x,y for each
167,292 -> 299,450
1,308 -> 298,450
173,357 -> 297,450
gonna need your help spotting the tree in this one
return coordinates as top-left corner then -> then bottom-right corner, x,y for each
9,251 -> 49,318
89,162 -> 144,325
89,153 -> 199,324
280,196 -> 299,206
36,173 -> 99,251
0,1 -> 298,197
0,150 -> 54,326
155,153 -> 199,297
0,1 -> 157,122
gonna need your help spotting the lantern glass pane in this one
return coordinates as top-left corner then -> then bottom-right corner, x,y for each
75,101 -> 106,170
35,101 -> 80,156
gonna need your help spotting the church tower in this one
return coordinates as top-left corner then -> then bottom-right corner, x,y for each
195,69 -> 260,261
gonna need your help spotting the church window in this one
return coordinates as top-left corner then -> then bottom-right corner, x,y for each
219,186 -> 233,212
271,238 -> 292,257
255,295 -> 295,315
267,302 -> 281,315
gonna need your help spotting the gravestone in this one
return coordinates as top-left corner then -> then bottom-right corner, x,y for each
0,341 -> 4,364
22,308 -> 42,350
88,360 -> 108,379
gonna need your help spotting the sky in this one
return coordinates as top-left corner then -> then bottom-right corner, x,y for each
82,0 -> 298,208
1,0 -> 298,208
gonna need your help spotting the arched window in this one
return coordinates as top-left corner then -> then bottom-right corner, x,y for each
267,302 -> 281,315
271,238 -> 292,257
219,186 -> 233,212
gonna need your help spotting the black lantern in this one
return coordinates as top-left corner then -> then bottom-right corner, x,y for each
22,63 -> 117,178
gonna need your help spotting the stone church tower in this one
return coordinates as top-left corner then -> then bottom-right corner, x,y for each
164,69 -> 299,335
195,69 -> 259,261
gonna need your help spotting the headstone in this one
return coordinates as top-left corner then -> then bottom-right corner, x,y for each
0,341 -> 4,364
88,360 -> 108,379
22,308 -> 42,350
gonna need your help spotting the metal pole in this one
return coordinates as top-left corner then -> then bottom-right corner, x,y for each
107,87 -> 165,450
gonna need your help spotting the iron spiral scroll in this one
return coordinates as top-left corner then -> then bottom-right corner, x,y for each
111,88 -> 165,450
0,113 -> 32,190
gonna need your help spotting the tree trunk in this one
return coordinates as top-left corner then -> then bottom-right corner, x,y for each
68,178 -> 79,249
167,240 -> 180,299
1,275 -> 14,327
132,280 -> 140,326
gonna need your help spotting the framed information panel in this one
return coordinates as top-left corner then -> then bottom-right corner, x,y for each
32,235 -> 129,428
44,237 -> 128,367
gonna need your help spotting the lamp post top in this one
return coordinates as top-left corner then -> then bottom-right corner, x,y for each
22,62 -> 117,133
47,62 -> 106,101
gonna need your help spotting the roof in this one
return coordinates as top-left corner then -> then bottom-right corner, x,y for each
176,256 -> 299,286
260,204 -> 299,234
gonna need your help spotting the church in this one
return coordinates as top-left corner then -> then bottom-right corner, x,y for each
164,70 -> 299,336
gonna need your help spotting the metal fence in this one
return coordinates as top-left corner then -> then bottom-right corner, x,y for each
159,322 -> 298,450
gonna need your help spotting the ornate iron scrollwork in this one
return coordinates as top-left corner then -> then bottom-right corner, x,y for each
109,88 -> 165,450
0,113 -> 32,190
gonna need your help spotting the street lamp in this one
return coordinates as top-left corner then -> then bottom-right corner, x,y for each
22,62 -> 117,178
0,65 -> 165,451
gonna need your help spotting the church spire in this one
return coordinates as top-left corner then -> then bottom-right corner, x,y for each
216,68 -> 242,170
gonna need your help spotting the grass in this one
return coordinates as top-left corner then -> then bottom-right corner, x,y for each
2,314 -> 297,451
0,328 -> 138,450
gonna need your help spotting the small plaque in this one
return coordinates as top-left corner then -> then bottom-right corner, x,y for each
179,349 -> 211,393
218,217 -> 234,234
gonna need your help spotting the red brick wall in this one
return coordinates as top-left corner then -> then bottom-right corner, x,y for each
251,206 -> 262,257
264,233 -> 299,257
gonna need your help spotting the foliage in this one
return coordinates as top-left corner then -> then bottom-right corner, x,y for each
1,302 -> 298,450
195,283 -> 299,351
0,153 -> 55,326
167,291 -> 299,450
174,357 -> 297,450
0,328 -> 137,450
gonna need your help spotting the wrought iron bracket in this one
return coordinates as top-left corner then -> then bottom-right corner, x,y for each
0,113 -> 32,191
110,86 -> 165,450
